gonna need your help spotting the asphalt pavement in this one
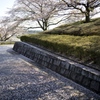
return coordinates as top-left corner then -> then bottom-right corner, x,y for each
0,45 -> 100,100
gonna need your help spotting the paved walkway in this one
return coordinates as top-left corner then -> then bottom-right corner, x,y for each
0,45 -> 100,100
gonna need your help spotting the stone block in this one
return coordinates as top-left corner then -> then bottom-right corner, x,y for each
25,51 -> 31,58
39,55 -> 43,59
33,58 -> 38,62
23,50 -> 27,55
37,54 -> 40,59
82,77 -> 91,87
31,55 -> 35,60
25,51 -> 29,57
36,58 -> 40,63
60,61 -> 70,69
60,61 -> 66,68
46,57 -> 51,63
74,67 -> 82,74
51,65 -> 57,71
70,72 -> 77,81
64,70 -> 71,78
47,63 -> 52,69
43,56 -> 47,61
37,59 -> 42,64
82,70 -> 89,77
17,47 -> 22,53
53,59 -> 61,66
59,61 -> 69,69
65,62 -> 70,70
90,81 -> 100,92
60,67 -> 66,75
88,72 -> 94,79
49,58 -> 54,64
34,53 -> 39,58
93,75 -> 100,82
41,61 -> 45,65
75,74 -> 83,84
43,62 -> 48,67
69,64 -> 75,71
56,66 -> 61,73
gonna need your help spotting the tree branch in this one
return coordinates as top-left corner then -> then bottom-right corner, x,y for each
48,15 -> 71,27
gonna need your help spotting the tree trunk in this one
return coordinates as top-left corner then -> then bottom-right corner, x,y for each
37,19 -> 48,31
85,12 -> 90,23
43,19 -> 48,31
85,2 -> 90,23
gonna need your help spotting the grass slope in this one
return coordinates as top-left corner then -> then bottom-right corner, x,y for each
21,18 -> 100,70
43,18 -> 100,36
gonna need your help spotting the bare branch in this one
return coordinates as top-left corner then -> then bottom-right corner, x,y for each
7,0 -> 69,31
62,0 -> 100,22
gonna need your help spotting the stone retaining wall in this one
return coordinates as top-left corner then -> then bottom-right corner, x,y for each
13,42 -> 100,94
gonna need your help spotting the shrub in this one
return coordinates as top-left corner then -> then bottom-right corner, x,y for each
20,34 -> 100,70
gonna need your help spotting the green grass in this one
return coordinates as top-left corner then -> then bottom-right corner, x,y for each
0,41 -> 15,45
43,18 -> 100,36
21,34 -> 100,70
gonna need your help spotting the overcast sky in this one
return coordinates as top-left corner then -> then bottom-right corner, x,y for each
0,0 -> 99,18
0,0 -> 15,17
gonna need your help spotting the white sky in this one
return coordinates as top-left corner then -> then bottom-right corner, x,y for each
0,0 -> 15,17
0,0 -> 99,19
